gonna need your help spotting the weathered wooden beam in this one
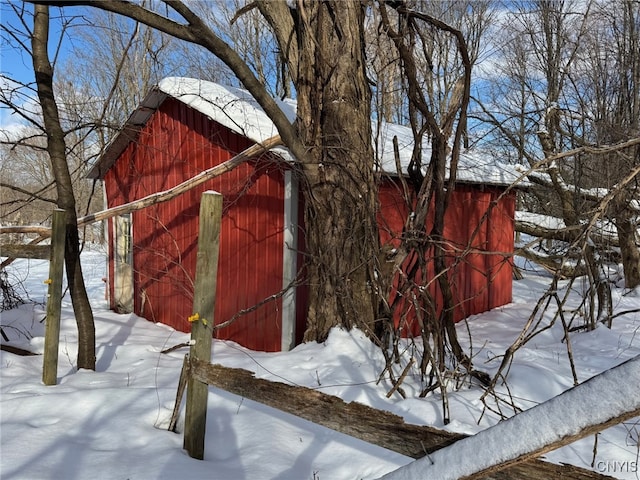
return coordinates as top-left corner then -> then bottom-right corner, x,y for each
189,359 -> 613,479
183,191 -> 223,460
190,358 -> 461,454
0,244 -> 50,259
380,356 -> 640,480
0,226 -> 52,236
42,209 -> 66,386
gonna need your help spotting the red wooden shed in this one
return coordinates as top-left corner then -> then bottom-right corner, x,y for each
89,77 -> 518,352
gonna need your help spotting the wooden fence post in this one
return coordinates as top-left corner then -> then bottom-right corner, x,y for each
42,209 -> 66,386
183,191 -> 223,460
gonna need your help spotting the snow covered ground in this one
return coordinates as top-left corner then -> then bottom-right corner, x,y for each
1,249 -> 639,479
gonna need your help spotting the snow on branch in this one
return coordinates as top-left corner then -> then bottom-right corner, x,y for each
378,355 -> 640,480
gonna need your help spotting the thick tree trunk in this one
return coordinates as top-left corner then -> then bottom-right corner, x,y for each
614,212 -> 640,289
293,1 -> 380,341
32,4 -> 96,370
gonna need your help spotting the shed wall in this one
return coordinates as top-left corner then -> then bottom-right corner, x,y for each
104,98 -> 288,351
377,181 -> 515,334
102,97 -> 515,352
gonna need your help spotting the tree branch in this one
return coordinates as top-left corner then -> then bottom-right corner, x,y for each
0,182 -> 57,204
30,0 -> 304,159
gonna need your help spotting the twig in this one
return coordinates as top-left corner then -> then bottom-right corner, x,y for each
168,354 -> 190,433
386,357 -> 415,398
161,341 -> 191,354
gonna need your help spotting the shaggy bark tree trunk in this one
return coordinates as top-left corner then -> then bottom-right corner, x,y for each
32,4 -> 96,370
295,2 -> 379,341
261,1 -> 380,341
615,214 -> 640,289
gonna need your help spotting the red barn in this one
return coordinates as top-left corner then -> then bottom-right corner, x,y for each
89,77 -> 517,352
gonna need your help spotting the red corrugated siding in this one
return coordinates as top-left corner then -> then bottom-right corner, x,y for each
105,98 -> 286,351
487,188 -> 516,309
377,181 -> 514,335
103,96 -> 515,351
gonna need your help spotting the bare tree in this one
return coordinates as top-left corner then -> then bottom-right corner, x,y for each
66,8 -> 178,129
56,8 -> 184,231
0,133 -> 57,239
28,1 -> 501,401
376,3 -> 490,421
38,0 -> 380,342
2,2 -> 185,367
31,3 -> 96,369
584,0 -> 640,288
173,0 -> 289,97
1,3 -> 104,237
475,0 -> 640,325
367,0 -> 493,127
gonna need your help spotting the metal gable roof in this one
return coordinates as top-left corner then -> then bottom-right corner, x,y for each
89,77 -> 522,187
87,88 -> 167,179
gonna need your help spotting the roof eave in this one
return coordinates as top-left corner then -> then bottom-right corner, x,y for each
86,88 -> 167,180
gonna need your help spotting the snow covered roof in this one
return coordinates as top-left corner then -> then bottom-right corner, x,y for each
374,122 -> 522,186
158,77 -> 296,145
89,77 -> 522,187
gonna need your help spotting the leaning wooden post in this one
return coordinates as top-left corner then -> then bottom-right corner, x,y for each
183,191 -> 223,460
42,209 -> 66,386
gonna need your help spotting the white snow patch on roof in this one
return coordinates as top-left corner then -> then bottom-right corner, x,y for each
158,77 -> 296,144
516,211 -> 567,230
374,122 -> 524,186
159,77 -> 522,187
